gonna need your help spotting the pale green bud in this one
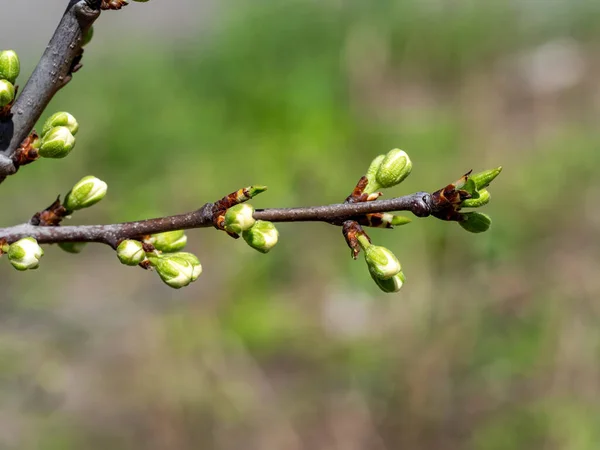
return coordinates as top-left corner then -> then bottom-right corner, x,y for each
58,242 -> 87,254
364,245 -> 402,280
7,237 -> 44,271
371,270 -> 406,293
38,126 -> 76,159
116,240 -> 145,266
0,80 -> 15,108
0,50 -> 20,84
470,167 -> 502,190
41,112 -> 79,138
242,220 -> 279,253
82,26 -> 94,47
151,253 -> 202,289
461,189 -> 491,208
149,230 -> 187,253
459,212 -> 492,233
224,203 -> 256,234
375,149 -> 412,188
364,154 -> 385,194
172,252 -> 202,281
64,176 -> 107,211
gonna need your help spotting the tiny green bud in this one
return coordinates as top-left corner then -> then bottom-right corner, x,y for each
470,167 -> 502,190
64,176 -> 107,211
461,189 -> 491,208
116,240 -> 146,266
388,214 -> 412,226
375,149 -> 412,189
371,270 -> 406,293
242,220 -> 279,253
0,80 -> 15,108
82,26 -> 94,47
459,212 -> 492,233
41,112 -> 79,138
150,230 -> 187,253
0,50 -> 20,84
151,253 -> 202,289
246,185 -> 268,199
7,237 -> 44,271
38,126 -> 76,159
364,154 -> 385,194
364,245 -> 402,280
224,203 -> 256,234
58,242 -> 87,254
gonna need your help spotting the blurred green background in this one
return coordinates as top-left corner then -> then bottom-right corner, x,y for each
1,0 -> 600,448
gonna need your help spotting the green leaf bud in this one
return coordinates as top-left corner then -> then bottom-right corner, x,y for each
82,26 -> 94,47
151,253 -> 202,289
223,203 -> 256,234
375,149 -> 412,189
149,230 -> 187,253
38,126 -> 76,159
0,79 -> 15,108
459,212 -> 492,233
470,167 -> 502,190
7,237 -> 44,271
41,112 -> 79,138
58,242 -> 87,254
242,220 -> 279,253
0,50 -> 20,84
116,240 -> 146,266
461,189 -> 491,208
371,270 -> 406,293
364,245 -> 402,280
64,175 -> 107,211
364,154 -> 385,194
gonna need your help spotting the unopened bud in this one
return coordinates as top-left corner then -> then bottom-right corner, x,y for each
371,270 -> 406,293
58,242 -> 87,254
0,50 -> 20,84
150,253 -> 202,289
223,203 -> 255,234
7,237 -> 44,271
0,80 -> 15,108
459,212 -> 492,233
82,26 -> 94,47
376,149 -> 412,188
364,154 -> 385,194
150,230 -> 187,253
41,112 -> 79,138
64,176 -> 107,211
116,240 -> 146,266
38,126 -> 75,159
364,245 -> 402,279
470,167 -> 502,190
461,189 -> 491,208
242,220 -> 279,253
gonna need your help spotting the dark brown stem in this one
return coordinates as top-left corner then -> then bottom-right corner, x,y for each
0,0 -> 102,181
0,192 -> 433,248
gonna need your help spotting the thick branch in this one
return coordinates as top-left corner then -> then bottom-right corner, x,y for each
0,0 -> 102,180
0,192 -> 433,247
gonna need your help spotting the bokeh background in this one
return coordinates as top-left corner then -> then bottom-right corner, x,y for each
1,0 -> 600,448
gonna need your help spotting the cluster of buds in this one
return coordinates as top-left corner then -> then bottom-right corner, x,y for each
357,234 -> 405,293
214,186 -> 280,253
116,230 -> 202,289
0,50 -> 20,112
364,148 -> 413,194
34,112 -> 80,159
455,167 -> 502,233
1,238 -> 44,271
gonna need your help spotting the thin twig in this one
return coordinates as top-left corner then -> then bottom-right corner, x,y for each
0,0 -> 102,181
0,192 -> 433,248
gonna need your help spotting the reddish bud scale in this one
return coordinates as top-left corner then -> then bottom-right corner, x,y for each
430,172 -> 473,221
12,132 -> 40,167
30,197 -> 69,226
342,221 -> 370,260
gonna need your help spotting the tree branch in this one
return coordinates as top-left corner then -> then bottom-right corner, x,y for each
0,0 -> 102,181
0,192 -> 434,248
